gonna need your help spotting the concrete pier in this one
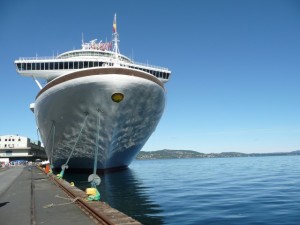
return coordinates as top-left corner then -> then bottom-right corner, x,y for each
0,166 -> 142,225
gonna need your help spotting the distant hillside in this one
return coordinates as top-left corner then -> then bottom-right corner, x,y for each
136,149 -> 205,160
135,149 -> 300,160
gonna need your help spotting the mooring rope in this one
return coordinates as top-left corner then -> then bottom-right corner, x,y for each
57,113 -> 89,179
92,109 -> 101,187
65,113 -> 89,166
43,195 -> 80,208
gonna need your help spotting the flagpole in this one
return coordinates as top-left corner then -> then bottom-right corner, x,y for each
112,13 -> 120,60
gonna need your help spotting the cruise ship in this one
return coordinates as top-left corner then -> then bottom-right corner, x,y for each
14,15 -> 171,171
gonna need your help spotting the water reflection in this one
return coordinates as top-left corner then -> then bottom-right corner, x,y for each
64,168 -> 164,225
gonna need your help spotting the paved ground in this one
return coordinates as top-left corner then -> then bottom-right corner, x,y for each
0,166 -> 23,196
0,166 -> 97,225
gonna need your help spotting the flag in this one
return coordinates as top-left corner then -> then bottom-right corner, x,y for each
113,14 -> 117,33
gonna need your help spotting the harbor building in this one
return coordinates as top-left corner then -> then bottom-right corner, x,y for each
0,135 -> 47,162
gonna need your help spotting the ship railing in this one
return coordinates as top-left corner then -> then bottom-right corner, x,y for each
131,61 -> 169,71
17,56 -> 57,61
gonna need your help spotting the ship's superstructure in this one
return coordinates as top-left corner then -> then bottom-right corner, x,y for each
14,15 -> 171,171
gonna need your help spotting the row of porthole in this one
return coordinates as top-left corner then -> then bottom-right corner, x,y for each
0,139 -> 21,142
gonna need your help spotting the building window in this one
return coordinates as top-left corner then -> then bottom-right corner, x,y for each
5,150 -> 12,156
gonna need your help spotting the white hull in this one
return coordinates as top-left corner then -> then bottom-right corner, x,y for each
35,68 -> 165,170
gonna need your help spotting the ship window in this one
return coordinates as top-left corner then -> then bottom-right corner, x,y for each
27,63 -> 32,70
18,138 -> 21,141
50,62 -> 54,70
59,62 -> 63,69
74,62 -> 78,69
89,61 -> 93,67
64,62 -> 68,69
36,63 -> 40,70
41,63 -> 44,70
45,62 -> 49,70
69,62 -> 73,69
84,61 -> 88,68
5,150 -> 12,155
32,63 -> 36,70
94,61 -> 98,67
79,62 -> 83,69
55,62 -> 59,69
5,139 -> 7,141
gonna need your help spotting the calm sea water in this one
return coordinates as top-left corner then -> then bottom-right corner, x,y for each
64,156 -> 300,225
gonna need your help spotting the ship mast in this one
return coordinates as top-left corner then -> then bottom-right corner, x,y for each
112,13 -> 120,60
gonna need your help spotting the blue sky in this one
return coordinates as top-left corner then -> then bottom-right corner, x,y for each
1,0 -> 300,153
